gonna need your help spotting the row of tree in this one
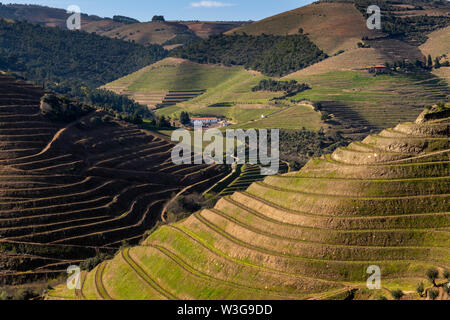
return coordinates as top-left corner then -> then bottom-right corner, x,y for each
252,79 -> 310,94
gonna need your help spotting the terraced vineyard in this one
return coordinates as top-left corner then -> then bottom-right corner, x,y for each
0,75 -> 226,285
285,71 -> 450,139
157,90 -> 206,109
49,104 -> 450,300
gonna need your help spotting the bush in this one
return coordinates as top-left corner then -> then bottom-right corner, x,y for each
416,282 -> 425,297
443,269 -> 450,281
428,288 -> 439,300
426,267 -> 439,286
80,253 -> 112,271
391,289 -> 404,300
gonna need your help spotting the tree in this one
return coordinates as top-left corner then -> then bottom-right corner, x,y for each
391,289 -> 404,300
158,116 -> 170,128
434,57 -> 441,69
152,15 -> 165,22
427,55 -> 433,68
426,267 -> 439,286
428,288 -> 439,300
180,111 -> 191,125
443,269 -> 450,282
416,282 -> 425,297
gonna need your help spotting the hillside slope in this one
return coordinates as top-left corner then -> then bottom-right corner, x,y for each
0,75 -> 225,285
0,3 -> 246,48
227,2 -> 373,55
100,21 -> 200,46
103,57 -> 279,110
49,105 -> 450,300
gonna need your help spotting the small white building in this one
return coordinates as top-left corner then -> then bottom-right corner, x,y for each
191,117 -> 219,126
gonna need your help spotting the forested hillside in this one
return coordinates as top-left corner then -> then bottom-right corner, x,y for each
0,19 -> 167,116
170,34 -> 327,76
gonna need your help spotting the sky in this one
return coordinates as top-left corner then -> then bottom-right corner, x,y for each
5,0 -> 314,21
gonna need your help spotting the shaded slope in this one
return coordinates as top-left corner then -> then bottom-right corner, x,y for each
50,106 -> 449,300
0,75 -> 226,285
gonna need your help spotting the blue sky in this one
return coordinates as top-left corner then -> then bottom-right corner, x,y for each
5,0 -> 314,21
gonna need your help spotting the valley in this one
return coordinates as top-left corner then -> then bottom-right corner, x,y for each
0,0 -> 448,301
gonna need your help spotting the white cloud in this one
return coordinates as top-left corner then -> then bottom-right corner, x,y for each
190,1 -> 234,8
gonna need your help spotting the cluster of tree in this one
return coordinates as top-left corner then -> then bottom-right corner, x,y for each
252,79 -> 310,94
415,267 -> 450,300
179,111 -> 191,125
40,93 -> 94,122
152,15 -> 165,22
382,55 -> 449,74
170,33 -> 327,76
112,15 -> 140,24
166,192 -> 213,224
354,0 -> 449,44
80,253 -> 113,271
278,128 -> 349,170
0,287 -> 42,300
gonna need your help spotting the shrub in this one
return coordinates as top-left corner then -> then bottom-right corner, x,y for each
391,289 -> 404,300
443,269 -> 450,281
416,282 -> 425,297
444,283 -> 450,295
426,267 -> 439,286
428,288 -> 439,300
80,253 -> 112,271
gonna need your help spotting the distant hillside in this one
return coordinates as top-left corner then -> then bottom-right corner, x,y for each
228,1 -> 449,56
0,19 -> 166,89
227,2 -> 374,55
100,21 -> 201,47
0,3 -> 106,29
0,4 -> 247,48
181,21 -> 250,39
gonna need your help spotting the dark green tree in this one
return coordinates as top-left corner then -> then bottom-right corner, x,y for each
180,111 -> 191,125
427,55 -> 433,68
391,289 -> 404,300
426,267 -> 439,286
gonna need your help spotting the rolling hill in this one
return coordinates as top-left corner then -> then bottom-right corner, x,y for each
103,57 -> 278,108
0,74 -> 226,285
0,3 -> 247,48
48,104 -> 450,300
227,2 -> 374,55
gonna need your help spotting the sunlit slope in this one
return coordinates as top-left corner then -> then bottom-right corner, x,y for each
50,106 -> 450,300
103,58 -> 281,110
420,26 -> 450,83
283,70 -> 449,132
227,2 -> 372,54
